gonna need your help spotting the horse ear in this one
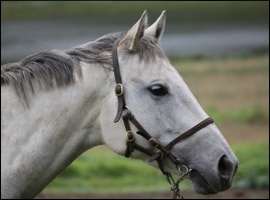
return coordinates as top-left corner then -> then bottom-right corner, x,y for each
144,10 -> 166,43
120,10 -> 148,52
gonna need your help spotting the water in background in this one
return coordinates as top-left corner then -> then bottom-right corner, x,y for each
1,16 -> 269,64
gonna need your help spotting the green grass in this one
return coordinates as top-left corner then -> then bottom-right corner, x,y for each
232,143 -> 269,189
206,106 -> 269,124
41,142 -> 269,195
42,149 -> 176,194
172,54 -> 269,116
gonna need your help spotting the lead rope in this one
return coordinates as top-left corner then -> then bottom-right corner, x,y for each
166,165 -> 192,199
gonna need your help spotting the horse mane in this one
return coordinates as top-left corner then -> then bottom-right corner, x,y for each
1,31 -> 166,107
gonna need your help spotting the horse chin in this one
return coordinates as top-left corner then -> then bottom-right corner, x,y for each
189,170 -> 217,195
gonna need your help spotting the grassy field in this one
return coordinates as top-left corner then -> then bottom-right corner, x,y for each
39,54 -> 269,196
175,55 -> 269,145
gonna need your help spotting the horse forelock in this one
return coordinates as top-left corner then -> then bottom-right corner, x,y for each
1,31 -> 167,108
138,36 -> 168,62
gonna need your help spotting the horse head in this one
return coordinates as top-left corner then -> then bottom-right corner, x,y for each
99,10 -> 238,195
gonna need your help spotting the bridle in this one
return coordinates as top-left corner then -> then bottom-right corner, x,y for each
112,39 -> 214,198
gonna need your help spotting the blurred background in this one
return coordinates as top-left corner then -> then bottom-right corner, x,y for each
1,1 -> 269,63
1,1 -> 269,199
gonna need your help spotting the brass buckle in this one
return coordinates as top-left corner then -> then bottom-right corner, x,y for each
115,83 -> 124,96
156,150 -> 163,160
126,131 -> 135,141
149,138 -> 159,147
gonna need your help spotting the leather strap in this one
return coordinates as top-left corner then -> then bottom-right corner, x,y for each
165,117 -> 214,150
112,39 -> 125,123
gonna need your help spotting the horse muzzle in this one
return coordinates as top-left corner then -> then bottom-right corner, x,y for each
190,154 -> 239,194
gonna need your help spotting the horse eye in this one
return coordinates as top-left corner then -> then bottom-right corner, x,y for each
149,84 -> 168,96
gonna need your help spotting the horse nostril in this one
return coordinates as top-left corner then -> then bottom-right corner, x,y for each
218,155 -> 234,179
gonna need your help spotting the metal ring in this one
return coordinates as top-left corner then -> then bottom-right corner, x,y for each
115,83 -> 124,96
149,138 -> 159,147
177,165 -> 189,174
124,106 -> 131,115
124,106 -> 130,111
156,150 -> 163,160
122,106 -> 133,119
126,131 -> 135,141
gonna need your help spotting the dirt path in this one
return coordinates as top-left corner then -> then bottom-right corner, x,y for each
37,188 -> 269,199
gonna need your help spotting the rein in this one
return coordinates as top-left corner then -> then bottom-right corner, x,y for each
112,39 -> 214,199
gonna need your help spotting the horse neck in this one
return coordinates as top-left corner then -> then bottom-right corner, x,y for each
1,61 -> 113,198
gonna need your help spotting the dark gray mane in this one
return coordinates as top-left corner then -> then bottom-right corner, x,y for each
1,32 -> 167,107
